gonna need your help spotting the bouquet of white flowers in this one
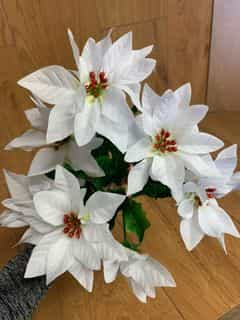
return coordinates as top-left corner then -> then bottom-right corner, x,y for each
1,29 -> 240,314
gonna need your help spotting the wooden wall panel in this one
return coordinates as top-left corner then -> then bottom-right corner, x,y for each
207,0 -> 240,110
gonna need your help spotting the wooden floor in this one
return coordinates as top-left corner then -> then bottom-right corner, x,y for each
1,112 -> 240,320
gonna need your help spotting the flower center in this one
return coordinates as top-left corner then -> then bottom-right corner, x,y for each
152,129 -> 177,153
63,212 -> 81,239
205,188 -> 216,199
85,71 -> 108,98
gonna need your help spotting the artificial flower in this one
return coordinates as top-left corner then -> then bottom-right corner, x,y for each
125,84 -> 224,201
24,165 -> 127,289
103,248 -> 175,303
5,95 -> 104,177
178,146 -> 240,252
17,31 -> 156,152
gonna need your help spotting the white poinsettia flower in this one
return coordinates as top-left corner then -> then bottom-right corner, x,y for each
102,248 -> 175,303
5,95 -> 104,177
198,145 -> 240,198
24,165 -> 126,289
18,30 -> 155,152
125,84 -> 224,201
0,169 -> 53,229
178,157 -> 240,252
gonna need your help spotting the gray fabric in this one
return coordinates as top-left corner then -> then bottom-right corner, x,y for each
0,245 -> 48,320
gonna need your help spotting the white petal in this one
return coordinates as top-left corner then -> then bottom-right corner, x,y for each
198,200 -> 240,239
174,83 -> 191,108
86,192 -> 125,223
116,83 -> 141,109
24,229 -> 61,278
67,29 -> 80,71
93,236 -> 128,261
5,129 -> 46,151
180,214 -> 204,251
46,233 -> 73,284
3,170 -> 30,200
142,83 -> 161,114
46,103 -> 76,144
129,279 -> 147,303
178,152 -> 220,177
0,210 -> 27,228
124,137 -> 151,163
81,37 -> 99,71
178,199 -> 195,219
82,223 -> 110,242
69,261 -> 94,292
73,237 -> 101,270
96,115 -> 128,153
18,228 -> 42,245
74,103 -> 99,146
102,87 -> 134,125
178,132 -> 224,154
67,140 -> 104,177
54,165 -> 82,213
18,66 -> 78,104
215,144 -> 237,177
127,159 -> 151,196
150,155 -> 184,202
103,260 -> 119,283
102,32 -> 132,79
28,147 -> 66,176
34,190 -> 71,226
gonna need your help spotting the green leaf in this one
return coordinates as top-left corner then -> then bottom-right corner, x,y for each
139,178 -> 171,199
122,198 -> 150,244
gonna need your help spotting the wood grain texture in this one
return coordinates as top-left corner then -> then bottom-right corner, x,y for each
207,0 -> 240,110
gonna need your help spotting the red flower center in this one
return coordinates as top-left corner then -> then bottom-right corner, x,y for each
85,71 -> 108,98
63,212 -> 81,239
152,129 -> 178,153
206,188 -> 216,199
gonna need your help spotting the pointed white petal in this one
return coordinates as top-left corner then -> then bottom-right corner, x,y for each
150,155 -> 185,202
0,210 -> 27,228
46,103 -> 76,143
69,261 -> 94,292
3,170 -> 30,200
102,87 -> 134,125
96,115 -> 128,153
215,144 -> 237,177
67,140 -> 104,177
25,229 -> 61,278
180,214 -> 204,251
127,159 -> 151,196
103,260 -> 119,283
73,237 -> 101,270
174,83 -> 191,108
116,83 -> 141,109
54,165 -> 82,213
82,223 -> 110,242
178,132 -> 224,154
129,279 -> 147,303
5,129 -> 46,151
67,29 -> 80,71
198,200 -> 240,239
34,190 -> 71,226
124,137 -> 151,163
18,66 -> 78,104
178,152 -> 220,177
86,192 -> 125,223
74,103 -> 99,146
28,147 -> 66,176
18,228 -> 42,245
46,233 -> 73,284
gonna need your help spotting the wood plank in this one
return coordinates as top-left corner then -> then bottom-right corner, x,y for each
167,0 -> 213,104
207,0 -> 240,110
